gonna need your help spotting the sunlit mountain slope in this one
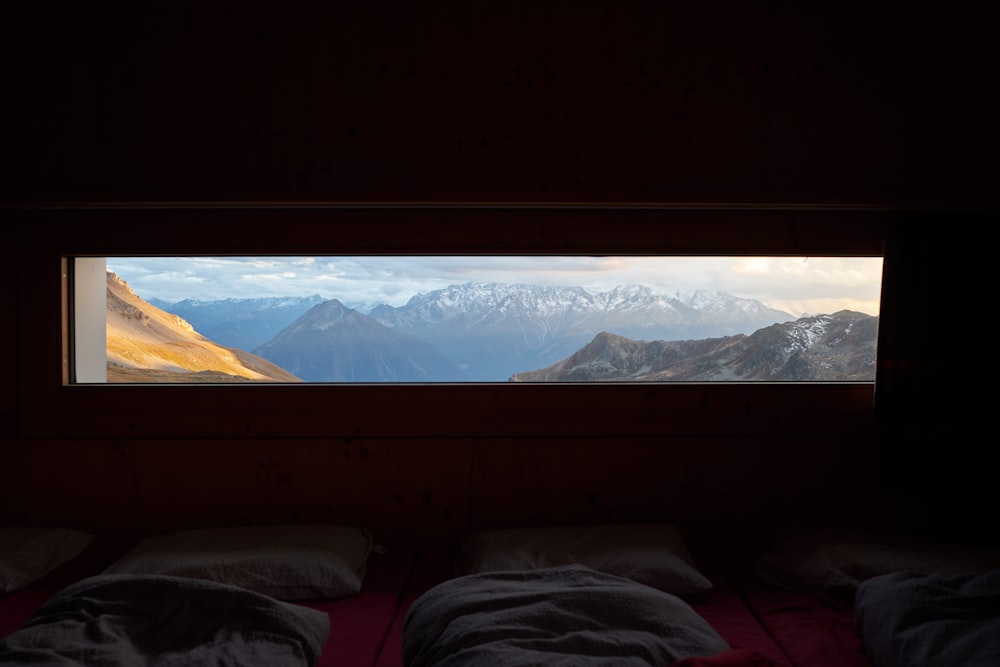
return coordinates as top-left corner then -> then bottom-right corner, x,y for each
105,272 -> 302,383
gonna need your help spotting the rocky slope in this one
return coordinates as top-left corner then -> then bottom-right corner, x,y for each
510,310 -> 877,382
105,272 -> 302,383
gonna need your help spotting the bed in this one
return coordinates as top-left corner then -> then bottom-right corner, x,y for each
3,523 -> 795,666
720,554 -> 872,667
399,522 -> 1000,667
729,525 -> 1000,667
0,525 -> 428,667
4,523 -> 997,667
401,523 -> 792,667
402,563 -> 732,666
1,572 -> 331,665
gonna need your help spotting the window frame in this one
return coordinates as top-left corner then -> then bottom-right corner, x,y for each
13,203 -> 888,440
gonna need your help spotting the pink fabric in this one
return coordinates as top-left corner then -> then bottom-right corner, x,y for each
688,562 -> 793,667
736,586 -> 871,667
375,541 -> 456,667
299,544 -> 417,667
721,559 -> 872,667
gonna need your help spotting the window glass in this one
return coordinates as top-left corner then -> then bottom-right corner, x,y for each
77,256 -> 883,383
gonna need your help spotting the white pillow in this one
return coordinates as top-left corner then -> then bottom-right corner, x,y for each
756,526 -> 1000,593
0,527 -> 95,594
456,523 -> 713,595
103,524 -> 375,600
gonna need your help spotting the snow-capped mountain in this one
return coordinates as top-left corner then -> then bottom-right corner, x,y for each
510,310 -> 878,382
151,282 -> 800,381
368,282 -> 795,380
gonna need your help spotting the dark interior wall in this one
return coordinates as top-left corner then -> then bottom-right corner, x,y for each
3,2 -> 996,205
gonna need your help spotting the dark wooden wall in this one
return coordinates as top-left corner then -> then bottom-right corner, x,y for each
3,3 -> 996,544
3,2 -> 995,205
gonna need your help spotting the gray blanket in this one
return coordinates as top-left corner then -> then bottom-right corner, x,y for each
0,574 -> 330,666
401,564 -> 729,667
854,569 -> 1000,667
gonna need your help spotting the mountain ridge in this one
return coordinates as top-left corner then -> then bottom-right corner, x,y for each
122,280 -> 875,383
251,299 -> 462,382
366,282 -> 797,380
510,310 -> 877,382
105,272 -> 302,383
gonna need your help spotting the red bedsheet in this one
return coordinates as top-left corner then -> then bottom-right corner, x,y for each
300,543 -> 419,667
376,542 -> 458,667
689,562 -> 793,667
720,558 -> 872,667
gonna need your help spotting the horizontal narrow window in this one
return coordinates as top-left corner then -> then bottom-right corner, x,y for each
70,255 -> 883,384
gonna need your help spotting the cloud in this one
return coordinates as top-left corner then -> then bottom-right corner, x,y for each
106,255 -> 883,316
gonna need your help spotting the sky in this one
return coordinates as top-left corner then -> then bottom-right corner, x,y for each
105,255 -> 884,317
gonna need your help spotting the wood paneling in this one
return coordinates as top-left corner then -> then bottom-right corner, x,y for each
15,439 -> 138,533
1,228 -> 16,436
0,440 -> 22,525
32,382 -> 874,441
12,206 -> 889,256
4,3 -> 995,206
6,434 -> 875,541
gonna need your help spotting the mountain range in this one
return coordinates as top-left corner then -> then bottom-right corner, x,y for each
366,283 -> 797,380
252,299 -> 461,382
153,294 -> 328,351
159,283 -> 798,381
114,277 -> 877,383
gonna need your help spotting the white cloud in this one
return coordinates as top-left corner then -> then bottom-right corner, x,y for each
106,255 -> 883,316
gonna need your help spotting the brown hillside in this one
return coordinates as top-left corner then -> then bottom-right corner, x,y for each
105,272 -> 302,383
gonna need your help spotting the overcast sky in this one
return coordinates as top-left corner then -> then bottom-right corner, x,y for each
105,255 -> 883,317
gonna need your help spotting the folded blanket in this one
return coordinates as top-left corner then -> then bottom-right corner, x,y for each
402,564 -> 730,667
0,574 -> 330,666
